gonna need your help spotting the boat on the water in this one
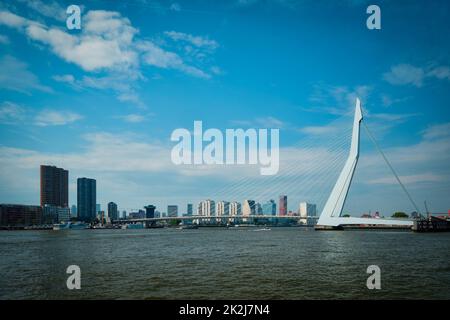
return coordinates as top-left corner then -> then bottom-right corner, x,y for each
70,222 -> 89,230
53,222 -> 71,230
53,221 -> 89,230
253,227 -> 271,231
177,224 -> 199,230
124,223 -> 145,229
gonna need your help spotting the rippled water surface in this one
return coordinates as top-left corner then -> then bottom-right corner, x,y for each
1,227 -> 450,299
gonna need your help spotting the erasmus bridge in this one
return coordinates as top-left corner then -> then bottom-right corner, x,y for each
121,99 -> 417,230
314,99 -> 416,229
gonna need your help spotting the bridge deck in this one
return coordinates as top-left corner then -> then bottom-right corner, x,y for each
116,215 -> 318,223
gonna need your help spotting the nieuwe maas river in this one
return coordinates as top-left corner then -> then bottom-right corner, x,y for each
1,227 -> 449,299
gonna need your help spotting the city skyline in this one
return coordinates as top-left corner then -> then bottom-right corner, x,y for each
0,1 -> 449,215
36,163 -> 322,220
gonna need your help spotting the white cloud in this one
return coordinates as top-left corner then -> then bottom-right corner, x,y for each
138,40 -> 183,68
1,102 -> 84,127
52,74 -> 75,84
210,66 -> 223,75
0,10 -> 30,29
427,66 -> 450,81
307,84 -> 372,115
0,7 -> 221,115
381,94 -> 410,107
0,8 -> 218,106
0,133 -> 173,175
116,113 -> 152,123
358,123 -> 450,187
383,64 -> 425,87
53,73 -> 147,108
230,116 -> 285,128
23,11 -> 139,72
0,55 -> 52,94
421,122 -> 450,140
19,0 -> 67,22
138,40 -> 211,78
164,31 -> 219,51
368,112 -> 420,122
299,124 -> 342,136
0,9 -> 216,78
34,110 -> 83,126
383,63 -> 450,87
117,92 -> 146,108
0,102 -> 26,124
170,3 -> 182,12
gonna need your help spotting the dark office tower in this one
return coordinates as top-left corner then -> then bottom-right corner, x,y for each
40,165 -> 68,208
108,202 -> 118,221
77,178 -> 96,222
145,205 -> 156,219
279,195 -> 287,216
187,203 -> 193,216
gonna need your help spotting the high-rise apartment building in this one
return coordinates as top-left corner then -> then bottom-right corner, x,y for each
108,202 -> 118,221
216,201 -> 230,216
77,178 -> 96,222
40,165 -> 68,208
197,200 -> 215,216
230,202 -> 241,216
279,195 -> 287,216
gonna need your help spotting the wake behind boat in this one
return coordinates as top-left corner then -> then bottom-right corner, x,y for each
253,227 -> 271,231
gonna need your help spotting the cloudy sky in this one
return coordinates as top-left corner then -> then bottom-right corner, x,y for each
0,0 -> 449,216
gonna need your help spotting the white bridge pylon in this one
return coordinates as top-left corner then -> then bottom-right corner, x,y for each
316,98 -> 413,229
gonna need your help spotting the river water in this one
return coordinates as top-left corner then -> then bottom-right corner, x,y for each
1,227 -> 449,299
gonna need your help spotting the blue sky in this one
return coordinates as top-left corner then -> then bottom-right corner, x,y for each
0,0 -> 449,215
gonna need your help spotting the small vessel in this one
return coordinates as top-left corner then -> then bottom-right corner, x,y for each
254,227 -> 271,231
53,222 -> 71,230
125,223 -> 145,229
177,224 -> 199,230
53,221 -> 89,230
70,222 -> 89,230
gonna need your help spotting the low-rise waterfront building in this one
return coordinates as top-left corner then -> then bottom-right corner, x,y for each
0,204 -> 43,227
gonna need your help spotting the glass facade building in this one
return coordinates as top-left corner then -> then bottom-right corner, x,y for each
77,178 -> 96,222
108,202 -> 118,221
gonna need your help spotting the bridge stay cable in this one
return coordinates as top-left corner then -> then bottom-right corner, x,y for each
361,120 -> 422,216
